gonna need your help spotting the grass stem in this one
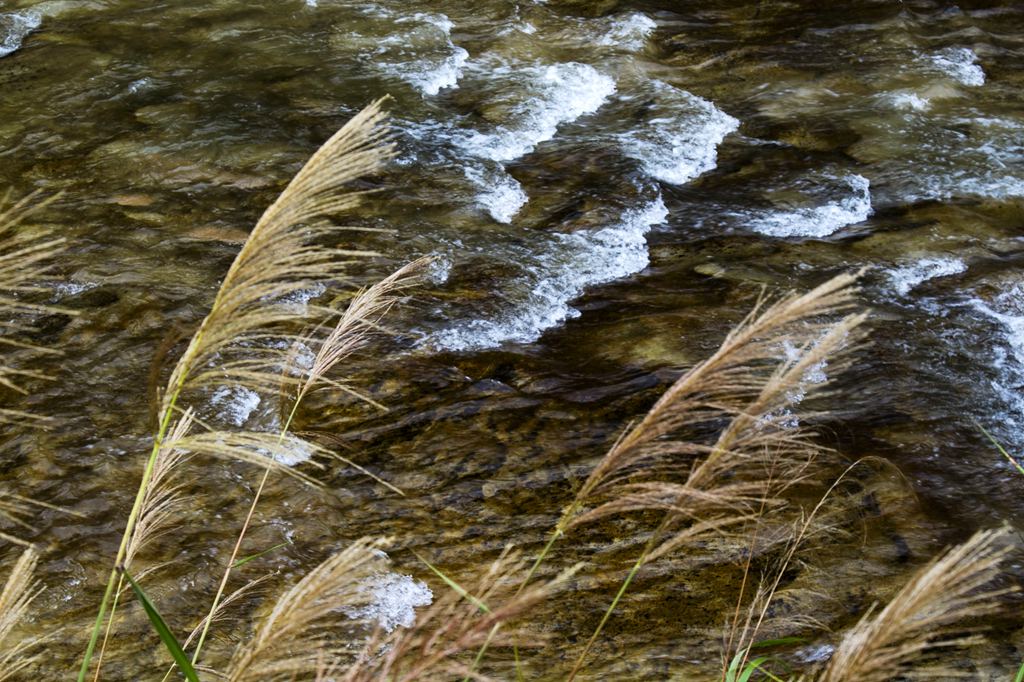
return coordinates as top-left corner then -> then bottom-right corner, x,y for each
78,385 -> 185,682
189,397 -> 302,666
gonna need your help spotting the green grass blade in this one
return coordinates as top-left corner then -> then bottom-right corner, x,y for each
412,551 -> 490,613
231,541 -> 290,569
749,636 -> 804,649
120,567 -> 200,682
976,421 -> 1024,476
1015,660 -> 1024,682
725,648 -> 746,682
738,656 -> 772,682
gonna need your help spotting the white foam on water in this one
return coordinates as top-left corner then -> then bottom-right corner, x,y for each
618,81 -> 739,185
399,12 -> 453,33
426,254 -> 452,284
796,644 -> 835,664
886,114 -> 1024,203
597,12 -> 656,51
210,386 -> 261,427
51,281 -> 97,299
762,337 -> 831,430
246,432 -> 316,466
126,77 -> 153,94
281,340 -> 316,378
430,195 -> 668,351
360,11 -> 468,96
0,10 -> 41,58
971,285 -> 1024,425
974,286 -> 1024,364
888,257 -> 967,296
278,282 -> 326,314
396,14 -> 468,97
928,47 -> 985,87
784,339 -> 829,390
417,44 -> 469,96
457,62 -> 616,162
344,571 -> 433,632
464,165 -> 529,223
886,91 -> 930,111
957,175 -> 1024,199
749,174 -> 872,238
269,435 -> 316,466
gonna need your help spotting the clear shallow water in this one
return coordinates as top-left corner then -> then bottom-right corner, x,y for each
3,0 -> 1024,678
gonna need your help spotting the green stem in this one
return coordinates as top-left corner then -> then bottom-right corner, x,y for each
79,388 -> 183,682
566,554 -> 643,682
463,524 -> 567,682
520,527 -> 564,593
566,505 -> 675,682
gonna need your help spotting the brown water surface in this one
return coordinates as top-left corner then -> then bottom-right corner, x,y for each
3,0 -> 1024,678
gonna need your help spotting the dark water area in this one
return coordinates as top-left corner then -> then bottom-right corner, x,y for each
3,0 -> 1024,678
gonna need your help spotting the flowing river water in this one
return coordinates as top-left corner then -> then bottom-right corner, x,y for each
3,0 -> 1024,678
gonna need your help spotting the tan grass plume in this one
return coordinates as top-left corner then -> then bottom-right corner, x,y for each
0,548 -> 45,681
163,100 -> 395,405
224,536 -> 392,681
335,548 -> 577,682
564,272 -> 867,560
818,526 -> 1013,682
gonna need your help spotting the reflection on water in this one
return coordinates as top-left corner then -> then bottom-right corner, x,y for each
3,0 -> 1024,678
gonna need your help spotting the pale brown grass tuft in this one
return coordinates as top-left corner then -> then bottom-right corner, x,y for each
81,99 -> 404,681
0,189 -> 68,405
559,272 -> 868,679
335,549 -> 577,682
0,548 -> 45,680
186,257 -> 427,665
163,99 -> 395,405
124,409 -> 197,570
818,526 -> 1014,682
563,272 -> 867,560
296,256 -> 429,405
0,189 -> 75,543
224,536 -> 392,681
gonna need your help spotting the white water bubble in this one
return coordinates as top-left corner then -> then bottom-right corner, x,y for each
359,12 -> 468,97
618,81 -> 739,185
51,281 -> 98,300
464,165 -> 529,223
971,284 -> 1024,428
927,47 -> 985,87
597,12 -> 656,51
344,571 -> 433,632
457,62 -> 616,162
426,254 -> 452,285
888,257 -> 967,296
273,435 -> 315,466
210,386 -> 262,427
886,91 -> 931,111
406,43 -> 468,97
0,10 -> 41,58
430,195 -> 668,351
749,174 -> 872,238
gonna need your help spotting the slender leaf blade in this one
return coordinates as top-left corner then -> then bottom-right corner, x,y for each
120,567 -> 200,682
750,636 -> 805,649
231,541 -> 290,569
976,421 -> 1024,476
412,551 -> 490,613
738,656 -> 771,682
